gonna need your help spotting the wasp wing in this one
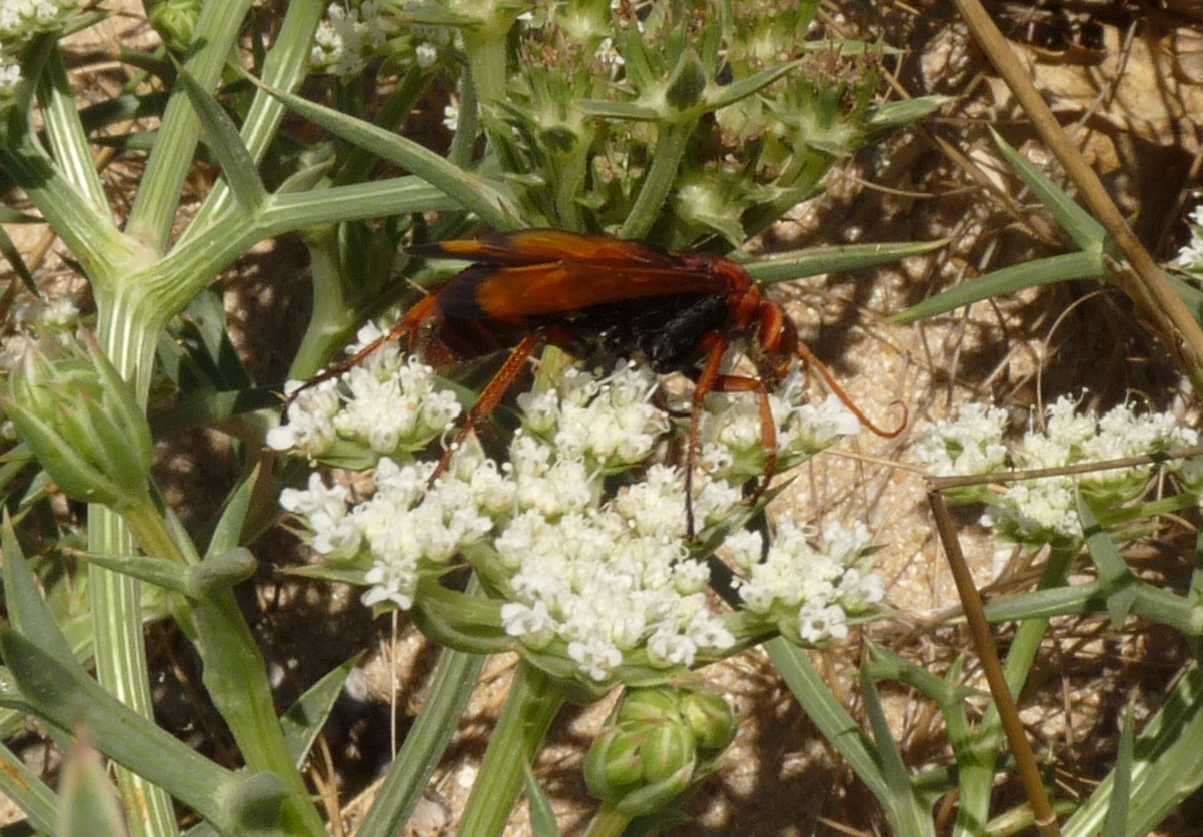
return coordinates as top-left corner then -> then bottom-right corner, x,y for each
410,229 -> 677,267
438,260 -> 727,323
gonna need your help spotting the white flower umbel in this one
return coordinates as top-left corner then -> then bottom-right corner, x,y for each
0,0 -> 77,44
519,359 -> 669,471
915,403 -> 1008,477
986,396 -> 1197,544
309,1 -> 396,78
281,351 -> 886,682
699,372 -> 860,481
726,521 -> 882,645
268,323 -> 463,459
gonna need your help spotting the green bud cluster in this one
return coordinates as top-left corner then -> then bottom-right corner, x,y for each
583,687 -> 736,817
472,0 -> 894,247
144,0 -> 202,56
3,338 -> 153,512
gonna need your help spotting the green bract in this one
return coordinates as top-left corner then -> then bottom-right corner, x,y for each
4,339 -> 152,512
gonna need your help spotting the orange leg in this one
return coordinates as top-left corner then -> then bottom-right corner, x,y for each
709,374 -> 778,510
795,340 -> 907,438
433,332 -> 541,480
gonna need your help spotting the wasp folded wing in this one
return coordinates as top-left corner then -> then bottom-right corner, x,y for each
438,260 -> 728,324
409,229 -> 678,267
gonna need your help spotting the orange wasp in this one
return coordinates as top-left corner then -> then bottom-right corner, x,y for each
305,229 -> 905,536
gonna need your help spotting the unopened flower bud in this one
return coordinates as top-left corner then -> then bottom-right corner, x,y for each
4,338 -> 152,511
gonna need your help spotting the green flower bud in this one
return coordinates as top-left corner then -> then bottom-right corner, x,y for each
144,0 -> 202,55
680,690 -> 737,752
616,688 -> 679,724
4,338 -> 152,512
585,687 -> 736,818
640,722 -> 695,782
583,727 -> 645,795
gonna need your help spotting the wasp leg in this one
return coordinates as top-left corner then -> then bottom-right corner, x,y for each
285,295 -> 441,405
707,374 -> 777,511
795,340 -> 907,438
433,332 -> 542,480
685,333 -> 729,540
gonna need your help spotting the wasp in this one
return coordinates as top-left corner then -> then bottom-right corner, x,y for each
301,229 -> 905,536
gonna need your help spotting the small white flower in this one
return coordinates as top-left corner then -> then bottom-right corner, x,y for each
415,42 -> 437,68
915,403 -> 1008,476
443,98 -> 460,132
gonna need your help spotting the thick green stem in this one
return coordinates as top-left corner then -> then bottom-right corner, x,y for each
458,661 -> 567,836
89,303 -> 177,837
121,470 -> 325,835
582,804 -> 632,837
289,226 -> 357,380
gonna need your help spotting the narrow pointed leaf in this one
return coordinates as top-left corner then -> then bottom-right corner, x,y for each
57,740 -> 129,837
1102,707 -> 1134,837
702,60 -> 799,113
280,654 -> 363,766
177,68 -> 266,212
2,513 -> 78,667
991,128 -> 1106,253
0,740 -> 58,833
248,78 -> 516,229
867,96 -> 951,133
765,638 -> 888,800
861,664 -> 933,837
744,238 -> 948,285
206,467 -> 260,559
890,250 -> 1103,324
524,763 -> 561,837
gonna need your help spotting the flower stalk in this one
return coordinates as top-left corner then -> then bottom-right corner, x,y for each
457,660 -> 567,836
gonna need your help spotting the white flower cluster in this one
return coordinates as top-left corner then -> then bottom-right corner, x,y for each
918,396 -> 1198,543
0,53 -> 20,104
310,1 -> 396,78
268,324 -> 463,459
0,0 -> 76,44
1176,205 -> 1203,271
277,348 -> 880,682
724,521 -> 883,644
495,469 -> 738,681
517,360 -> 669,471
915,403 -> 1008,477
699,372 -> 861,480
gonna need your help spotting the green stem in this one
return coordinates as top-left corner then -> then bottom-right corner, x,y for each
126,0 -> 254,252
89,304 -> 178,837
122,480 -> 325,835
582,804 -> 632,837
620,119 -> 696,241
458,661 -> 567,836
357,580 -> 487,837
289,226 -> 357,380
37,46 -> 109,215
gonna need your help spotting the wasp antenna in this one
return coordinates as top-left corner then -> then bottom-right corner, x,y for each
795,341 -> 907,438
